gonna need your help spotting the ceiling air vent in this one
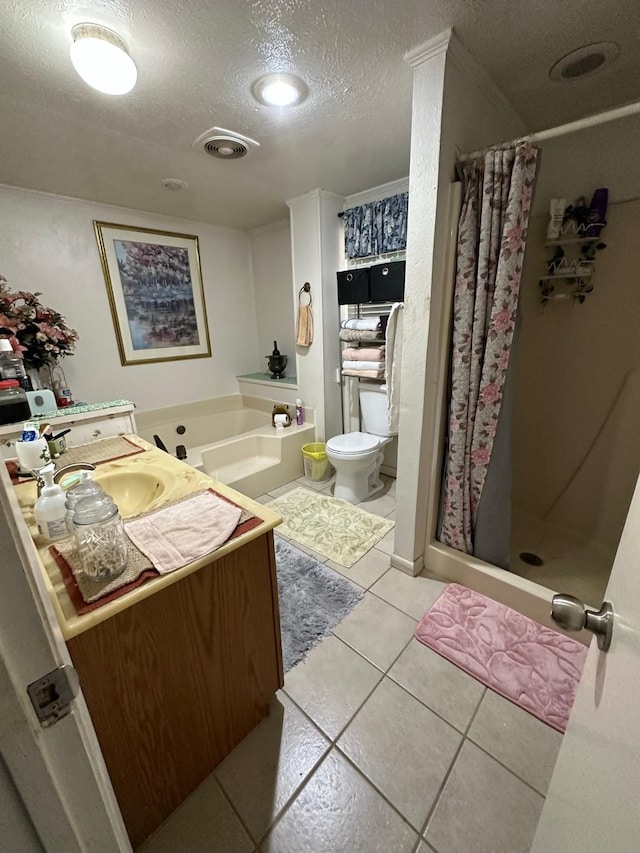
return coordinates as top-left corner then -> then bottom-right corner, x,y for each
192,127 -> 260,160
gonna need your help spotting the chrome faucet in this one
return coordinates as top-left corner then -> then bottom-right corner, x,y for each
36,462 -> 97,497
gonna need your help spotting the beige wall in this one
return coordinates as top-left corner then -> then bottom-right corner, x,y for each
249,219 -> 295,367
0,185 -> 258,412
513,198 -> 640,548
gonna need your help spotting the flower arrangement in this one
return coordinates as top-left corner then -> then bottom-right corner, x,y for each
0,274 -> 79,371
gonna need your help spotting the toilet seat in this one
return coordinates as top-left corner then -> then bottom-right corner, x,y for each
326,431 -> 380,456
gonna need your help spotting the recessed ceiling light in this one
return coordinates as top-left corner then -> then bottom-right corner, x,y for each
252,73 -> 308,107
549,42 -> 619,82
70,23 -> 137,95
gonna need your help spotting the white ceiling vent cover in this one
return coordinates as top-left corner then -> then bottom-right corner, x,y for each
192,127 -> 260,160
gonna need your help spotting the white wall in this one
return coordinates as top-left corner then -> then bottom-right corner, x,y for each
394,30 -> 526,575
249,219 -> 296,367
0,185 -> 259,412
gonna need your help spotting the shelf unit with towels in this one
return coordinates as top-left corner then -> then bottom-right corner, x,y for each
337,251 -> 405,434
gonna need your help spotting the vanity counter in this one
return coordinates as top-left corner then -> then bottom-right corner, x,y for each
14,434 -> 282,640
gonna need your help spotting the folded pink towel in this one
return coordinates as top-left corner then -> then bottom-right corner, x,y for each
125,492 -> 242,574
342,346 -> 386,362
342,368 -> 385,379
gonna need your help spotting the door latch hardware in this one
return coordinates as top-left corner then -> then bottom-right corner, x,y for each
27,664 -> 80,727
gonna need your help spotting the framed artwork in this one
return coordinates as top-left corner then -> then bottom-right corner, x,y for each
94,222 -> 211,365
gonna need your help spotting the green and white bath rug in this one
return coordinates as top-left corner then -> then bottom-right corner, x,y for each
268,487 -> 394,567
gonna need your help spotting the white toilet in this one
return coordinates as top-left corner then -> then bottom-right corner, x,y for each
326,383 -> 396,503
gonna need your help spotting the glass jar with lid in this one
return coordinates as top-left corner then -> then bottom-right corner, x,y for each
0,379 -> 31,426
65,474 -> 104,538
73,493 -> 128,580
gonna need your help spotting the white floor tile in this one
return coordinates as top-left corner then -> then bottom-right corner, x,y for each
216,692 -> 329,842
388,640 -> 484,732
467,689 -> 562,795
333,592 -> 417,671
261,749 -> 417,853
425,740 -> 543,853
370,569 -> 446,621
283,635 -> 382,740
327,548 -> 391,589
338,678 -> 461,831
139,774 -> 252,853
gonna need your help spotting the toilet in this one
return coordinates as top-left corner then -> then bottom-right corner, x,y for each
326,383 -> 396,503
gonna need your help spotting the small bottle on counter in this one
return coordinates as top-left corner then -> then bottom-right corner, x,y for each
34,463 -> 68,541
296,399 -> 304,425
73,493 -> 128,580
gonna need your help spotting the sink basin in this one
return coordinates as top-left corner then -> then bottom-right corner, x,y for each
93,470 -> 167,517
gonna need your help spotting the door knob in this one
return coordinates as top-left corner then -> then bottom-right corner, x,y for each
551,594 -> 614,651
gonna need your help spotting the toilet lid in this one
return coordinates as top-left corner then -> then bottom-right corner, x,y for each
327,432 -> 380,455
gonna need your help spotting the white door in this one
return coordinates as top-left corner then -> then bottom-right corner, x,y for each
0,465 -> 130,851
531,473 -> 640,852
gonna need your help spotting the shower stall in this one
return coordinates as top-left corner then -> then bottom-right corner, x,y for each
427,104 -> 640,620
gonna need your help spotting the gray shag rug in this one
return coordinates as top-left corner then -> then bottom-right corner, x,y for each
275,536 -> 364,672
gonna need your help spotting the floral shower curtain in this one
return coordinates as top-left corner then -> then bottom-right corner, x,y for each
344,192 -> 408,259
438,143 -> 538,565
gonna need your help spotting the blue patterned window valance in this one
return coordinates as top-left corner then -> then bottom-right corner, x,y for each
343,192 -> 409,259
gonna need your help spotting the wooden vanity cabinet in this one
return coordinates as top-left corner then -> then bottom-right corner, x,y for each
67,530 -> 283,849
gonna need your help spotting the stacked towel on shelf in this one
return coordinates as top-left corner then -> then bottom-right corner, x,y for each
342,368 -> 385,379
341,360 -> 385,371
342,346 -> 385,362
339,329 -> 384,343
340,318 -> 380,331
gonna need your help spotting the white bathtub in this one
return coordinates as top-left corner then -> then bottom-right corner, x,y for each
135,394 -> 315,498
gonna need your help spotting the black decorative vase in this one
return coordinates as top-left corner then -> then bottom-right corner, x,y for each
266,353 -> 288,379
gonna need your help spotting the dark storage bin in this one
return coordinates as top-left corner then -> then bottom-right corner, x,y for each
370,260 -> 405,302
337,268 -> 370,304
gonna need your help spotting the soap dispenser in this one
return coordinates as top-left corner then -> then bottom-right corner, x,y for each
34,463 -> 68,541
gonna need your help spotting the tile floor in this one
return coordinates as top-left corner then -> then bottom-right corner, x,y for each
142,476 -> 561,853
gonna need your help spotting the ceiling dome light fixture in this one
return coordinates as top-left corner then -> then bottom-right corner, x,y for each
70,23 -> 137,95
252,72 -> 308,107
549,42 -> 620,82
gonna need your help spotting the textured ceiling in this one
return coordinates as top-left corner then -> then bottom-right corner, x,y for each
1,0 -> 639,229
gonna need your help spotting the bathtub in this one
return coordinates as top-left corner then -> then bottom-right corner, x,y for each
135,394 -> 315,498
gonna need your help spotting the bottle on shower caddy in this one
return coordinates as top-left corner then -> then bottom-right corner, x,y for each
295,399 -> 304,425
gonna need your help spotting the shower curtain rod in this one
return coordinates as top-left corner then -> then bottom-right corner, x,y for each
458,100 -> 640,163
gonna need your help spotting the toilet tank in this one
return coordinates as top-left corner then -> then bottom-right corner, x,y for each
359,383 -> 395,437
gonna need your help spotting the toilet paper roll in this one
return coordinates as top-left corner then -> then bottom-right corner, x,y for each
274,414 -> 289,427
15,437 -> 51,472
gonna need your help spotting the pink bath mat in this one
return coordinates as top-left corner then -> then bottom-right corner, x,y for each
415,583 -> 587,732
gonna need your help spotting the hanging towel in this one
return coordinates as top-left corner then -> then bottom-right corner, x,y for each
339,329 -> 384,343
340,317 -> 383,331
342,360 -> 385,372
342,346 -> 385,362
296,303 -> 314,347
386,302 -> 404,432
342,368 -> 385,379
125,492 -> 242,574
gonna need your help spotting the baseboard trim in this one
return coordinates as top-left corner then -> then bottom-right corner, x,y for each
390,552 -> 424,577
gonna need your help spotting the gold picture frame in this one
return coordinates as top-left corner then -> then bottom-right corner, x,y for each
94,221 -> 211,366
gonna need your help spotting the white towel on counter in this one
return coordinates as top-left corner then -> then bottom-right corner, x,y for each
340,318 -> 382,331
385,302 -> 404,432
342,361 -> 385,372
125,492 -> 242,574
